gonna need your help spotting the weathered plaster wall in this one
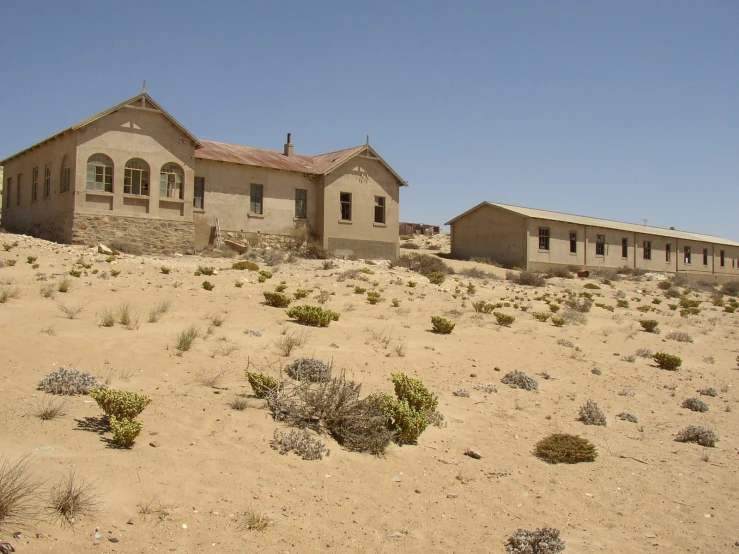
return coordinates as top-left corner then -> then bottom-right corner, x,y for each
450,205 -> 527,265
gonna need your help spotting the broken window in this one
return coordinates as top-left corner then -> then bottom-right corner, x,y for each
538,228 -> 550,251
340,192 -> 352,221
621,238 -> 628,258
665,243 -> 671,263
249,184 -> 263,214
643,241 -> 651,260
124,159 -> 150,196
60,156 -> 71,193
703,248 -> 709,266
569,232 -> 577,253
295,188 -> 307,219
684,246 -> 691,264
86,154 -> 113,192
160,163 -> 184,200
374,196 -> 386,224
194,177 -> 205,209
595,235 -> 605,256
720,250 -> 725,268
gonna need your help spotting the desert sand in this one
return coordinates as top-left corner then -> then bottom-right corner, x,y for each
0,231 -> 737,553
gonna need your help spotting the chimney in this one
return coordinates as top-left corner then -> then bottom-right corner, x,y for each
669,226 -> 676,230
283,133 -> 293,157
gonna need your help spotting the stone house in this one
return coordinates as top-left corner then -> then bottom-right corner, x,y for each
446,201 -> 739,282
0,92 -> 407,259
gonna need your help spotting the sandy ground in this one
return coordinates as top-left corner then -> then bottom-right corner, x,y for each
0,231 -> 737,554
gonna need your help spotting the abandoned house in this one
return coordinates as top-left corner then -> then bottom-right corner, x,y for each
446,201 -> 739,281
0,92 -> 407,259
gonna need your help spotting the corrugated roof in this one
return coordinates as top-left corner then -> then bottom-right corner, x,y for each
445,201 -> 739,247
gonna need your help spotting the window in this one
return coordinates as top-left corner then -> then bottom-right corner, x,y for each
374,196 -> 386,224
720,250 -> 725,268
5,177 -> 11,209
16,174 -> 21,206
684,246 -> 691,264
194,177 -> 205,209
60,156 -> 71,193
340,192 -> 352,221
569,232 -> 577,253
124,159 -> 150,196
621,238 -> 628,258
294,188 -> 306,219
32,167 -> 39,202
665,243 -> 671,262
86,154 -> 113,192
595,235 -> 605,256
538,228 -> 550,250
702,248 -> 708,266
249,183 -> 263,214
160,163 -> 183,200
643,241 -> 651,260
44,164 -> 51,198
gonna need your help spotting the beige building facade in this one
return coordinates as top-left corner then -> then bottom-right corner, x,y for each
1,93 -> 406,259
446,202 -> 739,282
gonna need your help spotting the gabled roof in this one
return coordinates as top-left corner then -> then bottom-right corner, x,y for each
0,93 -> 202,165
445,201 -> 739,247
195,142 -> 407,185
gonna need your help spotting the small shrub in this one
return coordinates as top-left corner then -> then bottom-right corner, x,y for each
657,281 -> 673,290
175,324 -> 199,353
501,370 -> 538,391
666,330 -> 693,343
35,396 -> 68,421
532,312 -> 550,322
147,300 -> 171,323
89,388 -> 150,420
548,303 -> 560,313
68,269 -> 81,278
546,266 -> 574,279
39,283 -> 55,299
653,352 -> 682,371
274,282 -> 288,293
26,256 -> 37,264
407,280 -> 417,288
506,270 -> 546,287
472,300 -> 494,313
270,429 -> 328,460
494,312 -> 516,326
639,319 -> 659,333
431,316 -> 455,334
245,372 -> 280,398
390,253 -> 452,276
0,285 -> 20,304
286,305 -> 339,327
293,288 -> 309,299
285,358 -> 332,382
400,242 -> 420,249
697,387 -> 718,397
110,269 -> 121,277
47,469 -> 99,527
232,260 -> 259,271
578,399 -> 606,426
160,266 -> 171,274
303,241 -> 331,260
0,455 -> 42,534
274,330 -> 308,356
392,373 -> 438,412
371,394 -> 430,445
109,416 -> 143,448
616,412 -> 638,423
198,266 -> 216,276
551,316 -> 566,327
635,348 -> 652,358
366,291 -> 381,304
4,259 -> 17,267
675,425 -> 718,447
505,527 -> 565,554
682,398 -> 708,412
259,270 -> 273,279
616,299 -> 629,308
229,396 -> 249,410
99,307 -> 116,327
427,271 -> 445,285
38,367 -> 102,395
534,433 -> 597,464
263,291 -> 291,308
720,280 -> 739,296
202,280 -> 215,291
562,310 -> 587,325
583,283 -> 600,290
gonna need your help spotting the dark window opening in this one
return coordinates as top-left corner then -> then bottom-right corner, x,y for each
538,228 -> 550,250
643,241 -> 651,260
250,184 -> 263,215
720,250 -> 725,268
294,188 -> 307,219
374,196 -> 386,224
595,235 -> 605,256
702,248 -> 709,266
684,246 -> 691,264
340,192 -> 352,221
621,238 -> 628,258
194,177 -> 205,209
569,232 -> 577,253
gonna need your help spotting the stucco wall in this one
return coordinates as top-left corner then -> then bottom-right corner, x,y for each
193,159 -> 318,237
450,204 -> 527,265
321,156 -> 400,259
75,107 -> 196,221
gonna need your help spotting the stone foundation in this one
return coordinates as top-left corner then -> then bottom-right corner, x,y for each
221,230 -> 305,250
72,214 -> 195,254
5,212 -> 75,244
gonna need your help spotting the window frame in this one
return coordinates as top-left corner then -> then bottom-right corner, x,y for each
665,243 -> 671,263
374,195 -> 386,224
643,241 -> 651,260
621,238 -> 628,258
32,167 -> 39,202
86,154 -> 113,193
294,188 -> 307,219
159,163 -> 184,200
339,192 -> 352,221
720,250 -> 725,268
684,246 -> 691,265
538,227 -> 550,251
569,232 -> 577,254
702,248 -> 709,266
194,177 -> 205,209
249,183 -> 264,215
124,159 -> 150,196
60,156 -> 71,194
595,235 -> 606,256
44,164 -> 51,198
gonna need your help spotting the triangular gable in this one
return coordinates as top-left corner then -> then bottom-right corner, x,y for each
1,92 -> 202,165
317,145 -> 408,186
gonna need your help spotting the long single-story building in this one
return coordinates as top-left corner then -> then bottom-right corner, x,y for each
0,92 -> 407,259
446,202 -> 739,281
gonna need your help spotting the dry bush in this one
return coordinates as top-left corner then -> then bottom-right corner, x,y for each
390,253 -> 453,276
35,397 -> 68,421
116,303 -> 139,330
284,358 -> 331,382
682,398 -> 708,412
666,330 -> 693,343
0,456 -> 42,535
39,283 -> 55,299
210,339 -> 240,358
175,325 -> 199,354
229,396 -> 248,411
501,370 -> 538,391
237,508 -> 272,531
0,285 -> 21,304
675,426 -> 718,447
270,429 -> 328,460
197,368 -> 227,388
534,433 -> 597,464
148,300 -> 171,323
562,310 -> 588,325
37,367 -> 102,395
578,400 -> 607,426
697,387 -> 718,397
505,527 -> 566,554
99,307 -> 115,327
564,297 -> 592,312
58,301 -> 86,320
616,412 -> 638,423
274,330 -> 309,357
505,270 -> 546,287
47,469 -> 99,528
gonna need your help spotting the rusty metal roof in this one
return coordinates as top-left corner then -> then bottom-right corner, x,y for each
195,140 -> 370,175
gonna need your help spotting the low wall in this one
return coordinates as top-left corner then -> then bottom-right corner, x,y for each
4,212 -> 75,243
72,213 -> 195,254
327,237 -> 398,261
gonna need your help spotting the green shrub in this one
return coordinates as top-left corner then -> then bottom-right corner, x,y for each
472,300 -> 493,313
427,271 -> 445,285
293,288 -> 309,299
68,269 -> 81,278
679,296 -> 701,309
594,302 -> 615,312
26,256 -> 37,264
392,373 -> 438,412
431,316 -> 455,334
721,280 -> 739,297
366,291 -> 381,305
259,270 -> 273,279
390,253 -> 452,276
535,433 -> 597,464
549,303 -> 560,313
583,283 -> 600,289
407,280 -> 417,288
493,312 -> 516,327
232,260 -> 259,271
616,299 -> 629,308
263,291 -> 291,308
160,266 -> 171,274
505,270 -> 546,287
286,305 -> 339,327
110,269 -> 121,277
274,282 -> 288,293
657,281 -> 673,290
245,372 -> 280,399
354,286 -> 366,294
653,352 -> 682,371
533,312 -> 550,322
202,280 -> 215,291
89,388 -> 150,420
198,266 -> 216,276
109,416 -> 143,448
680,307 -> 701,317
639,319 -> 659,333
551,316 -> 566,327
380,396 -> 429,444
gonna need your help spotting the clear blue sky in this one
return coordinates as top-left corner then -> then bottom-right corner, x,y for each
1,1 -> 737,239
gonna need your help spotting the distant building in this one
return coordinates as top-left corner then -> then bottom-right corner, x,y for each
446,201 -> 739,281
399,222 -> 440,236
0,92 -> 407,259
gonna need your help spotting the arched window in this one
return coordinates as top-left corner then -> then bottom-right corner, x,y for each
60,155 -> 71,193
160,163 -> 183,200
86,154 -> 113,192
124,158 -> 150,196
